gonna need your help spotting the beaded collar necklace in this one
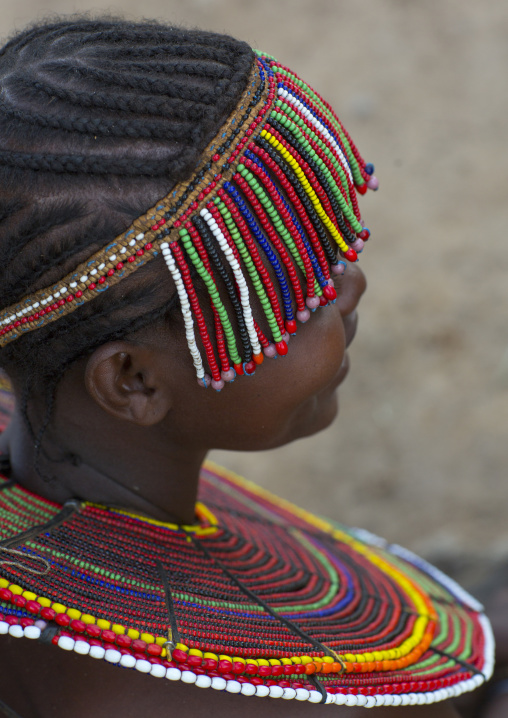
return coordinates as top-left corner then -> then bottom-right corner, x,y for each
0,462 -> 493,709
0,52 -> 377,390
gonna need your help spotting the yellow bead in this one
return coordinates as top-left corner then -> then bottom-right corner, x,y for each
175,643 -> 188,652
257,658 -> 269,666
141,633 -> 154,644
67,608 -> 81,620
322,657 -> 334,664
9,584 -> 23,596
189,649 -> 203,657
281,658 -> 292,666
290,656 -> 302,664
111,624 -> 124,634
155,637 -> 166,647
233,656 -> 245,665
204,652 -> 218,661
97,619 -> 111,630
300,656 -> 313,665
37,597 -> 51,608
80,614 -> 95,625
52,602 -> 66,613
127,628 -> 140,639
268,659 -> 281,666
0,579 -> 8,589
22,591 -> 37,601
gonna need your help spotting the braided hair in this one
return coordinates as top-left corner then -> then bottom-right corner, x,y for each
0,17 -> 254,440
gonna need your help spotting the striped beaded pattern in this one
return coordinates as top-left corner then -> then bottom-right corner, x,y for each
0,463 -> 493,707
0,53 -> 376,390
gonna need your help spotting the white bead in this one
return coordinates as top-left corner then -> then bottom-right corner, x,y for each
181,670 -> 197,684
150,664 -> 166,678
0,621 -> 8,634
268,685 -> 284,698
295,688 -> 310,701
355,694 -> 368,706
60,288 -> 67,294
375,695 -> 386,706
401,695 -> 411,705
73,640 -> 90,655
57,635 -> 75,650
89,645 -> 105,659
69,283 -> 77,289
135,659 -> 152,673
98,263 -> 105,271
34,620 -> 47,630
308,690 -> 323,703
41,300 -> 47,306
255,685 -> 270,697
282,688 -> 296,700
211,677 -> 226,691
136,233 -> 145,240
325,693 -> 335,704
364,696 -> 377,708
129,239 -> 136,246
8,625 -> 23,638
109,255 -> 116,262
165,667 -> 182,681
54,291 -> 60,298
120,246 -> 127,253
391,695 -> 402,706
23,626 -> 41,640
160,242 -> 169,249
345,695 -> 358,706
408,693 -> 418,705
334,693 -> 346,705
384,695 -> 394,706
417,693 -> 426,705
80,276 -> 88,283
33,302 -> 40,308
195,675 -> 212,689
104,648 -> 121,663
90,269 -> 97,276
240,683 -> 256,696
225,680 -> 242,693
120,654 -> 136,668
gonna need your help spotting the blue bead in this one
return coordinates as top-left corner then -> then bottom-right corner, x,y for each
364,163 -> 375,175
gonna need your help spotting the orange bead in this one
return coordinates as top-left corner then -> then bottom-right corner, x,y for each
304,663 -> 316,675
253,352 -> 264,365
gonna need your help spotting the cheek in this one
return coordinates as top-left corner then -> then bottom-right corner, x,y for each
180,304 -> 347,450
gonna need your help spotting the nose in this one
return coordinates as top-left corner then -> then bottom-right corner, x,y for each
334,263 -> 367,317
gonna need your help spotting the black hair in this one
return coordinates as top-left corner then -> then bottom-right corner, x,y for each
0,16 -> 254,463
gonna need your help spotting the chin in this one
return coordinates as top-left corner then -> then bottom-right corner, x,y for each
289,388 -> 340,444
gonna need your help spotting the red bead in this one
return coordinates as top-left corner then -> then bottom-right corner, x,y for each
323,285 -> 337,301
285,319 -> 297,335
144,243 -> 153,251
70,619 -> 86,634
187,654 -> 202,667
131,638 -> 147,652
89,283 -> 96,291
271,665 -> 284,676
275,340 -> 288,356
55,613 -> 70,626
19,617 -> 34,628
107,269 -> 115,277
75,291 -> 83,298
258,665 -> 271,677
358,228 -> 370,240
136,249 -> 144,256
85,623 -> 101,637
356,183 -> 368,195
151,224 -> 158,231
294,664 -> 306,674
41,607 -> 56,621
243,361 -> 256,375
319,295 -> 328,306
98,276 -> 106,284
250,677 -> 264,686
172,648 -> 188,663
158,218 -> 166,226
212,154 -> 220,162
204,658 -> 218,671
14,321 -> 21,327
25,600 -> 41,615
66,295 -> 74,302
344,248 -> 358,262
115,633 -> 132,648
0,588 -> 12,602
234,363 -> 244,376
116,263 -> 124,270
12,595 -> 26,608
283,665 -> 293,675
232,662 -> 245,675
219,660 -> 233,673
51,635 -> 60,646
147,643 -> 162,656
244,663 -> 257,675
128,256 -> 136,263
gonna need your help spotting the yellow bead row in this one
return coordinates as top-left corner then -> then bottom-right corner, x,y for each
260,129 -> 350,254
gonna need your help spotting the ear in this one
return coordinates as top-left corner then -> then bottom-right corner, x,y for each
84,341 -> 172,426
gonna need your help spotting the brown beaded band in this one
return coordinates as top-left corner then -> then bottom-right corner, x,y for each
0,58 -> 270,348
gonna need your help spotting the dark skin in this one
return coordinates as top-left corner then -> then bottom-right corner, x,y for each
0,261 -> 465,717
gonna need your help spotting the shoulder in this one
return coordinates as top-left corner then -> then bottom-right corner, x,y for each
1,636 -> 461,718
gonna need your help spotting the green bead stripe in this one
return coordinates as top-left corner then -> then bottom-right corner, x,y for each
237,164 -> 322,298
179,229 -> 241,365
271,106 -> 362,232
271,66 -> 365,186
214,198 -> 283,343
274,99 -> 360,221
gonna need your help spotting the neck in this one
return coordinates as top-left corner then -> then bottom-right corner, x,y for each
1,408 -> 207,525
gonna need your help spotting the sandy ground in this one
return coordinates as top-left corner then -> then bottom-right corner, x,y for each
0,0 -> 507,585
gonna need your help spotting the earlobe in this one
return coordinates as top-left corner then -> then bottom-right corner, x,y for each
84,342 -> 171,426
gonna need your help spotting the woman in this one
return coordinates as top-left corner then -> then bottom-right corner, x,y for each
0,18 -> 492,716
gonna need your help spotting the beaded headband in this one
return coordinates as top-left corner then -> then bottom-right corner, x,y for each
0,52 -> 378,389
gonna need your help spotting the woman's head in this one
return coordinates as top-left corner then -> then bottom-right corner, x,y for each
0,17 -> 375,461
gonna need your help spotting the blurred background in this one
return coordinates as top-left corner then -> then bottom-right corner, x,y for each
1,0 -> 507,586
